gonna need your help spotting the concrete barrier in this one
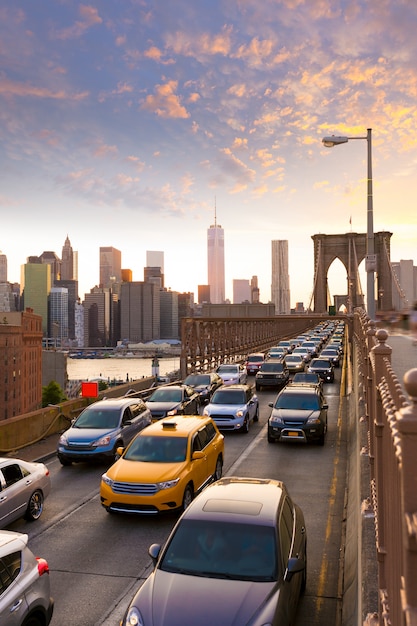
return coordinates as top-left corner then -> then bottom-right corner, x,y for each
0,377 -> 156,454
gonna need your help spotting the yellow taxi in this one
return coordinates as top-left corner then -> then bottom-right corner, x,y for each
100,415 -> 225,514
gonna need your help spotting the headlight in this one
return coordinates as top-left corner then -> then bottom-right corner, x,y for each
257,374 -> 264,379
167,408 -> 179,416
236,410 -> 244,417
306,414 -> 321,424
101,473 -> 114,488
156,478 -> 180,491
59,433 -> 68,445
203,407 -> 209,416
93,435 -> 112,447
124,606 -> 144,626
269,414 -> 283,424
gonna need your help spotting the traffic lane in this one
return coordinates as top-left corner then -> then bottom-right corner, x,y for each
229,385 -> 346,625
29,492 -> 178,626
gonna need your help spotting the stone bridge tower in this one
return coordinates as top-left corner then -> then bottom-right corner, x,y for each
311,232 -> 393,314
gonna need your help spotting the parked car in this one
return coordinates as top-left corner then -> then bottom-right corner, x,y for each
308,358 -> 335,383
255,360 -> 290,391
145,384 -> 200,421
0,458 -> 51,528
203,384 -> 259,432
215,363 -> 247,385
57,397 -> 152,466
100,415 -> 224,515
245,353 -> 265,375
268,384 -> 328,445
120,476 -> 306,626
0,530 -> 54,626
284,354 -> 306,375
183,372 -> 224,404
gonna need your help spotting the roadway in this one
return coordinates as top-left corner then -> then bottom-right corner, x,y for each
6,370 -> 347,626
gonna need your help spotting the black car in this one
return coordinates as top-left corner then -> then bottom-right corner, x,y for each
268,385 -> 328,445
308,358 -> 335,383
320,348 -> 341,368
255,360 -> 290,391
145,384 -> 200,421
183,372 -> 224,404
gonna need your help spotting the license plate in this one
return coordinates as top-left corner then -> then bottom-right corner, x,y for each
288,431 -> 299,437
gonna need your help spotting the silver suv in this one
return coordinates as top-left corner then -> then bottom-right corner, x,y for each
0,530 -> 53,625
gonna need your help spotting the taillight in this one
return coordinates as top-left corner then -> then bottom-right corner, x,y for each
36,557 -> 50,576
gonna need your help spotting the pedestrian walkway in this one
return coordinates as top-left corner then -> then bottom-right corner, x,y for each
11,332 -> 417,465
387,333 -> 417,393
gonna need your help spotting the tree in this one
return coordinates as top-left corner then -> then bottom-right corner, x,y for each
42,381 -> 67,408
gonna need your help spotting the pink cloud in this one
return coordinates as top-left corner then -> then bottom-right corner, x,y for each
0,77 -> 88,100
141,80 -> 189,119
53,4 -> 102,40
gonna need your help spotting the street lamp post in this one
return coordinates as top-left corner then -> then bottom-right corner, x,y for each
322,128 -> 376,320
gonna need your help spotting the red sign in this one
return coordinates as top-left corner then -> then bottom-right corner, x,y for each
81,381 -> 99,398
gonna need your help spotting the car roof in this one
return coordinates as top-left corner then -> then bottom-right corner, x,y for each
215,384 -> 249,390
181,476 -> 285,526
88,397 -> 144,408
279,385 -> 321,396
0,530 -> 28,554
137,414 -> 214,437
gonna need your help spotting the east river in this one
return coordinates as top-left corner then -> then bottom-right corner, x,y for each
66,355 -> 181,383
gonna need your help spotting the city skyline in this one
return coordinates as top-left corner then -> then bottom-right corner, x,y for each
1,2 -> 417,306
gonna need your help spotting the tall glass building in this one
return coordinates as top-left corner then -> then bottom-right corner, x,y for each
271,240 -> 291,314
207,219 -> 225,304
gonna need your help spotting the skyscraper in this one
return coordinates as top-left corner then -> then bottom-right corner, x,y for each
100,247 -> 122,288
207,209 -> 225,304
61,235 -> 75,280
49,287 -> 69,343
22,261 -> 52,335
271,240 -> 291,314
0,250 -> 7,282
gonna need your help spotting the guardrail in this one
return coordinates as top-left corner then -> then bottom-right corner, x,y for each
353,309 -> 417,626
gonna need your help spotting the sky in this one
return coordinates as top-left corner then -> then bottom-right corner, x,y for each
1,0 -> 416,308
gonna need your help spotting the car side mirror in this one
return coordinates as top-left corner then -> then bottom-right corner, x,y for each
149,543 -> 161,566
284,557 -> 305,582
268,402 -> 273,408
192,450 -> 204,460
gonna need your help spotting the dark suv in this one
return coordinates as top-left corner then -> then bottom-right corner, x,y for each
255,361 -> 290,391
268,385 -> 328,445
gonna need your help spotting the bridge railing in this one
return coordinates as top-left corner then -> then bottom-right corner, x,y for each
353,309 -> 417,626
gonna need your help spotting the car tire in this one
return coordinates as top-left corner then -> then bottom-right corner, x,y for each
301,543 -> 307,593
58,455 -> 72,466
24,490 -> 44,521
182,484 -> 194,511
255,384 -> 261,391
254,406 -> 259,422
22,613 -> 44,626
213,456 -> 223,481
267,431 -> 275,443
242,415 -> 250,434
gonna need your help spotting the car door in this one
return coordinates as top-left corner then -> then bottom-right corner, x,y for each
183,387 -> 198,414
246,388 -> 258,422
120,406 -> 141,446
190,430 -> 209,492
0,463 -> 29,526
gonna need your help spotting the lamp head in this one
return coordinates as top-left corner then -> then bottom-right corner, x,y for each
322,136 -> 349,148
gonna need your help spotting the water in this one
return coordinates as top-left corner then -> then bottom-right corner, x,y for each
67,356 -> 180,383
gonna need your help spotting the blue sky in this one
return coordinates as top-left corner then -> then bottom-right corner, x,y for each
1,0 -> 416,307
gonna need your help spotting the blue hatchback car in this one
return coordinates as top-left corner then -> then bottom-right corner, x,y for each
203,384 -> 259,433
57,397 -> 152,465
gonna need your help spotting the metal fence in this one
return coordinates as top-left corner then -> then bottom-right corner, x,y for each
353,309 -> 417,626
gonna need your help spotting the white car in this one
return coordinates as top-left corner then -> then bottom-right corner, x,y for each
0,530 -> 54,625
215,364 -> 247,385
0,457 -> 51,528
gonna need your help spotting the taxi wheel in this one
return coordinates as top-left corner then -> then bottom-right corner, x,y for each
182,484 -> 194,511
213,456 -> 223,481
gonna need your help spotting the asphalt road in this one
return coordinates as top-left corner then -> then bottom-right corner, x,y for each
6,372 -> 347,626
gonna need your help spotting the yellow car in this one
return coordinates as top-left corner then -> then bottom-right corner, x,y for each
100,415 -> 225,514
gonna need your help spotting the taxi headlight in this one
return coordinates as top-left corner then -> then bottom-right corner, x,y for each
156,478 -> 180,491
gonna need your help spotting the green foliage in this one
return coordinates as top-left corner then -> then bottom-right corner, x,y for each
98,380 -> 108,391
42,380 -> 67,408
